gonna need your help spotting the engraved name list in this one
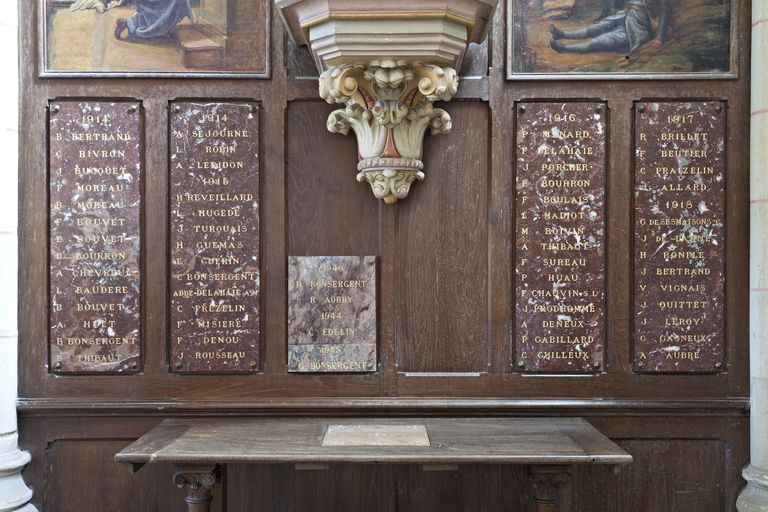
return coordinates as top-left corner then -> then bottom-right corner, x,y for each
288,256 -> 377,373
634,101 -> 726,372
49,101 -> 142,373
515,102 -> 606,373
170,102 -> 260,373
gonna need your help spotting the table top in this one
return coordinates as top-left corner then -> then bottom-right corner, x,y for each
115,417 -> 632,468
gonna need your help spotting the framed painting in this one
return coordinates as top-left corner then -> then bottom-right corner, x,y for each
507,0 -> 737,80
40,0 -> 270,78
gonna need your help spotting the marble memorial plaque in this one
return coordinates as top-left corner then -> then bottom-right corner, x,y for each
49,100 -> 142,373
288,256 -> 376,372
170,102 -> 260,373
322,425 -> 430,447
634,101 -> 726,372
515,102 -> 606,373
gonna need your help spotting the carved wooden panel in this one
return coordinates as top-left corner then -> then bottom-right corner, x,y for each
49,100 -> 142,373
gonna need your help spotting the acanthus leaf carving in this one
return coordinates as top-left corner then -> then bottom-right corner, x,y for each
173,466 -> 220,505
319,59 -> 459,203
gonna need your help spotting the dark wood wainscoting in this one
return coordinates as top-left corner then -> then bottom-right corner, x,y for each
18,0 -> 752,510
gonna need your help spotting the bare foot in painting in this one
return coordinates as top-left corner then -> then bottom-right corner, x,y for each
649,38 -> 662,49
95,3 -> 105,14
114,18 -> 127,40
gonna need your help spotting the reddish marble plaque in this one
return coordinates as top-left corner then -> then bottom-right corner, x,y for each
515,102 -> 606,373
633,101 -> 726,373
170,102 -> 260,373
288,256 -> 377,373
49,100 -> 142,373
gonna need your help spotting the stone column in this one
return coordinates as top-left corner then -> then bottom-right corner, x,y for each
0,6 -> 37,512
737,1 -> 768,510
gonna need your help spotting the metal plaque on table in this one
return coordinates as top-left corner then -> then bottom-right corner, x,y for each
515,102 -> 606,373
288,256 -> 377,373
170,102 -> 260,373
49,100 -> 142,373
633,101 -> 726,372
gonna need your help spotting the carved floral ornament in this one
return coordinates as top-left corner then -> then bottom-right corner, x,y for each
276,0 -> 498,203
320,60 -> 458,203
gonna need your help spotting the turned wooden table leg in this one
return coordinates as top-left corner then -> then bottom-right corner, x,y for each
528,465 -> 572,512
173,465 -> 221,512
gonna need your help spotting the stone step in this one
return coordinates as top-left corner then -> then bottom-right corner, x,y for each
177,26 -> 224,69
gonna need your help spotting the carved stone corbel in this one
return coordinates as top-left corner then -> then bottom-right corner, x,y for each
276,0 -> 498,204
173,465 -> 220,512
319,60 -> 458,203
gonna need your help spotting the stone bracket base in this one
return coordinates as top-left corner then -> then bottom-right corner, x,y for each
738,465 -> 768,511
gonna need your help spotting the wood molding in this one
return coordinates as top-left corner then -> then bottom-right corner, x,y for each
16,398 -> 749,417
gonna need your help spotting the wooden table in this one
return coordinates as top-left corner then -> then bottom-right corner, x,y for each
115,417 -> 631,512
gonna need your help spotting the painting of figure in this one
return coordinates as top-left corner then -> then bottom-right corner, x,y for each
41,0 -> 269,77
113,0 -> 194,41
508,0 -> 733,78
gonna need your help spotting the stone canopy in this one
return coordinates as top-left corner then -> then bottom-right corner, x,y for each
275,0 -> 497,71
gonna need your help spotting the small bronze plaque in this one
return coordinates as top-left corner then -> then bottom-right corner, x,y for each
288,256 -> 377,372
49,100 -> 142,373
515,102 -> 606,373
170,102 -> 260,373
634,101 -> 726,372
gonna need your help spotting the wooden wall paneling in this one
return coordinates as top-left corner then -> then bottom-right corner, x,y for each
285,100 -> 384,379
584,416 -> 749,512
395,102 -> 490,374
17,411 -> 749,511
606,98 -> 633,374
16,0 -> 750,402
487,2 -> 515,375
573,439 -> 727,512
394,464 -> 533,512
19,416 -> 224,511
284,39 -> 319,79
389,0 -> 749,396
228,463 -> 395,512
286,102 -> 379,257
46,441 -> 193,512
723,75 -> 751,378
13,0 -> 756,509
228,463 -> 534,512
19,0 -> 50,399
259,17 -> 288,377
458,40 -> 490,78
284,39 -> 314,79
20,6 -> 378,398
146,97 -> 170,375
